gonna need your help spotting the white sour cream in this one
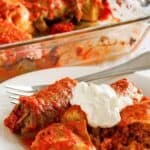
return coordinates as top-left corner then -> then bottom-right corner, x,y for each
70,82 -> 133,128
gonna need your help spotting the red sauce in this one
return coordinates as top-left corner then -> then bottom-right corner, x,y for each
0,20 -> 31,44
99,0 -> 112,21
4,114 -> 18,132
50,22 -> 74,34
119,100 -> 150,127
76,47 -> 92,59
21,137 -> 35,150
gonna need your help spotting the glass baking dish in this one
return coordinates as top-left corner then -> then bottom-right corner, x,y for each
0,17 -> 149,82
0,0 -> 150,82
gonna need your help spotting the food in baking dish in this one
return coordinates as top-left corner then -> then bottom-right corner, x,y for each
4,77 -> 150,149
0,0 -> 112,44
0,0 -> 147,82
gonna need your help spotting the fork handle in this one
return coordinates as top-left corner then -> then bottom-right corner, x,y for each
76,51 -> 150,82
32,51 -> 150,90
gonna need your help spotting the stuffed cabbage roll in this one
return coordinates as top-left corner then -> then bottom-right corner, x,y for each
4,78 -> 76,136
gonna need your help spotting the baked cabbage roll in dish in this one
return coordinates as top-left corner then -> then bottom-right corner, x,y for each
0,0 -> 113,43
0,0 -> 34,35
4,0 -> 112,35
22,0 -> 111,22
0,20 -> 32,44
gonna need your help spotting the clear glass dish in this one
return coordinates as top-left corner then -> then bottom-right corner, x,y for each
0,18 -> 149,82
0,0 -> 150,82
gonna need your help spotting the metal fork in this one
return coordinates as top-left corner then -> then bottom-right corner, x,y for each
6,51 -> 150,104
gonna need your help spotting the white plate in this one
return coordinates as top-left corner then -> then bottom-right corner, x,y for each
0,66 -> 150,150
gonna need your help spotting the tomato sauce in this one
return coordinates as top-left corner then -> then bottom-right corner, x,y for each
0,20 -> 31,44
99,0 -> 112,20
21,137 -> 35,150
50,22 -> 74,34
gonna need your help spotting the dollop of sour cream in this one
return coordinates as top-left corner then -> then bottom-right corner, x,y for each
70,82 -> 133,128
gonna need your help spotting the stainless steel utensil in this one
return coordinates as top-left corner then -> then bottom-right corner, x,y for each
139,0 -> 150,6
6,51 -> 150,104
